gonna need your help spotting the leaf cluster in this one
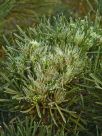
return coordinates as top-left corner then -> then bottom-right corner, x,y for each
0,15 -> 102,135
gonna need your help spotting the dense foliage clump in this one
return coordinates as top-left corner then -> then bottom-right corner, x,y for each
0,15 -> 102,135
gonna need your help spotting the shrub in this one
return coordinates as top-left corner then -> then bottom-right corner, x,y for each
0,15 -> 102,135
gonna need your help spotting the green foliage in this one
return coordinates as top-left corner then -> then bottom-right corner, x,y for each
0,117 -> 67,136
0,117 -> 101,136
0,0 -> 15,20
77,45 -> 102,135
0,15 -> 102,135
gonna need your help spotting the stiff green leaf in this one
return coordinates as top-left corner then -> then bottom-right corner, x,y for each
0,99 -> 9,102
95,102 -> 102,105
55,103 -> 66,123
36,103 -> 41,118
4,88 -> 18,95
21,106 -> 34,113
50,108 -> 58,126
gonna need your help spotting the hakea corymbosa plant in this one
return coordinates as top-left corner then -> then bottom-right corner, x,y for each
0,15 -> 102,134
